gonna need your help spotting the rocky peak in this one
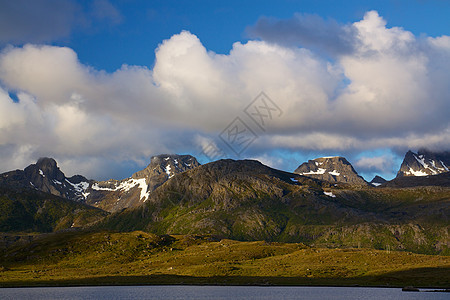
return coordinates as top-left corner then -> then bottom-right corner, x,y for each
85,154 -> 201,212
132,154 -> 200,182
397,149 -> 450,177
370,175 -> 387,187
1,157 -> 90,202
294,156 -> 367,185
25,157 -> 65,182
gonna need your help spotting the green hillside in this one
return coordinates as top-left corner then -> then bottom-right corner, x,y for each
0,186 -> 107,233
0,231 -> 448,287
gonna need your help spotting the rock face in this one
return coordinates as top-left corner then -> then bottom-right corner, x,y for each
370,175 -> 387,187
84,154 -> 200,212
98,159 -> 348,239
396,150 -> 450,177
294,157 -> 367,186
0,157 -> 90,202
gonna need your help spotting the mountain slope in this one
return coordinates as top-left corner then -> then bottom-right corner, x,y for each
397,150 -> 450,177
0,185 -> 107,232
96,159 -> 449,254
294,157 -> 367,186
84,154 -> 200,212
98,159 -> 351,238
0,158 -> 91,202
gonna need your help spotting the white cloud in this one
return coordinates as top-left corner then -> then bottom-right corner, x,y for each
355,154 -> 396,174
0,11 -> 449,179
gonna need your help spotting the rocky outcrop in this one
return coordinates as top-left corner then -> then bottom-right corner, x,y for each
294,156 -> 367,186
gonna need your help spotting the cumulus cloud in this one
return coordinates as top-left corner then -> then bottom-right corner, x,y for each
0,11 -> 449,179
355,154 -> 396,174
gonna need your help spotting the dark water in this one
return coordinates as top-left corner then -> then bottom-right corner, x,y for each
0,286 -> 447,299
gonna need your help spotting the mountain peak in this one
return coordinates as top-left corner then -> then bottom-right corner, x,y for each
85,154 -> 201,212
370,175 -> 387,187
1,157 -> 90,202
397,150 -> 450,177
35,157 -> 59,177
133,154 -> 200,180
294,156 -> 367,185
25,157 -> 64,182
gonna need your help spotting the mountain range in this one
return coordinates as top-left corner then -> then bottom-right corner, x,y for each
0,149 -> 448,254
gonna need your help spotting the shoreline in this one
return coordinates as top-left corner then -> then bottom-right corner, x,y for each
1,277 -> 449,290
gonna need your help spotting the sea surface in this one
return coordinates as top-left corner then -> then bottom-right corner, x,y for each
0,285 -> 447,299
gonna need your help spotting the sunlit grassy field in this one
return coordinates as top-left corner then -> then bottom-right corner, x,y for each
1,230 -> 449,287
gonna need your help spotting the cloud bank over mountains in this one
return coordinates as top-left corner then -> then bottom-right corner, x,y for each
0,11 -> 449,179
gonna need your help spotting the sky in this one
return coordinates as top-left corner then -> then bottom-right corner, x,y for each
0,0 -> 449,181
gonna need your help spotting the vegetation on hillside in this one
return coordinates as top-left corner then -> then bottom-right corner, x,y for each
0,186 -> 107,232
0,231 -> 448,287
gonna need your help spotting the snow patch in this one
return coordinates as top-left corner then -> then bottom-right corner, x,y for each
324,191 -> 336,198
133,178 -> 149,201
371,183 -> 382,187
301,168 -> 326,175
91,183 -> 115,191
165,164 -> 173,178
66,179 -> 89,193
405,167 -> 429,176
414,154 -> 428,168
91,178 -> 149,201
328,170 -> 340,176
39,169 -> 45,177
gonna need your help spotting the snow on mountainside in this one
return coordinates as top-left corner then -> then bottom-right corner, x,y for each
0,155 -> 201,212
84,154 -> 200,212
397,150 -> 450,177
294,156 -> 367,186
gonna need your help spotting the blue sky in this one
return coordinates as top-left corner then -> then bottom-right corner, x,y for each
0,0 -> 449,181
64,0 -> 450,71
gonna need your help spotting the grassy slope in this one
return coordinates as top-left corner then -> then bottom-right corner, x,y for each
97,185 -> 450,255
0,231 -> 448,287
